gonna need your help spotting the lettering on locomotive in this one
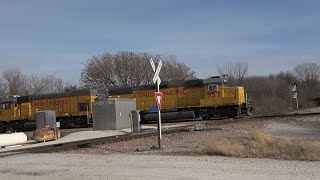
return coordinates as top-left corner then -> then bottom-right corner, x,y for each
138,88 -> 187,98
31,99 -> 68,107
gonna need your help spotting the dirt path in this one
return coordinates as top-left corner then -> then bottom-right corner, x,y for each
0,153 -> 319,180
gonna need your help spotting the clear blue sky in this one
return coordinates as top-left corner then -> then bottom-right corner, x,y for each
0,0 -> 319,83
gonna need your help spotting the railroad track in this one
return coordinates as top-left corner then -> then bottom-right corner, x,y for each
146,111 -> 320,127
250,112 -> 320,119
0,123 -> 200,158
0,117 -> 254,158
145,110 -> 320,124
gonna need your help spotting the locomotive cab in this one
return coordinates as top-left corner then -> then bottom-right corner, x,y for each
0,96 -> 25,132
0,96 -> 20,119
199,76 -> 247,119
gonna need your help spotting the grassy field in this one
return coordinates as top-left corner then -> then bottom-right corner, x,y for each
202,129 -> 320,161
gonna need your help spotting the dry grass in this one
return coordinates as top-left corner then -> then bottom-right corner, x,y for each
202,129 -> 320,161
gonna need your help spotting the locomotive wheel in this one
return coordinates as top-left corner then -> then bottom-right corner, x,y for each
16,122 -> 24,132
82,119 -> 89,128
201,114 -> 211,120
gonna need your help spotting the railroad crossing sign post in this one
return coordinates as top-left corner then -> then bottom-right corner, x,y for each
150,59 -> 162,149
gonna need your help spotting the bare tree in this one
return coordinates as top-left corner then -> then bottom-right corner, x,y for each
293,63 -> 320,87
0,77 -> 7,99
81,51 -> 196,94
112,52 -> 164,86
217,62 -> 248,85
41,74 -> 65,93
28,73 -> 67,95
160,55 -> 196,81
217,62 -> 234,78
243,75 -> 290,113
81,53 -> 117,94
243,64 -> 320,114
0,67 -> 76,96
233,62 -> 248,85
64,81 -> 79,92
275,71 -> 296,85
113,51 -> 138,86
2,68 -> 29,95
135,53 -> 158,85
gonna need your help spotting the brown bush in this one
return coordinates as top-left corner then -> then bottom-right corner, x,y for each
202,129 -> 320,161
202,138 -> 245,157
253,96 -> 289,114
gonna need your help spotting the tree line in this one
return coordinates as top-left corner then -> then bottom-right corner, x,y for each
0,51 -> 196,98
1,51 -> 319,114
217,62 -> 320,113
0,68 -> 75,99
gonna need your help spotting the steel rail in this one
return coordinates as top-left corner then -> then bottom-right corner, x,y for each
249,112 -> 320,119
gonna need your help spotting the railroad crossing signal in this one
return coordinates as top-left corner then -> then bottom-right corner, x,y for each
150,58 -> 163,149
155,92 -> 163,111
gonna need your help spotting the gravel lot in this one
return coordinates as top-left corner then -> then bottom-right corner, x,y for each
1,114 -> 319,179
59,115 -> 320,155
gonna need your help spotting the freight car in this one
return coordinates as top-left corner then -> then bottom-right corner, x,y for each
109,76 -> 250,122
0,90 -> 98,132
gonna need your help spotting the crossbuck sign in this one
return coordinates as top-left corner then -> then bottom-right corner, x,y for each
150,60 -> 162,85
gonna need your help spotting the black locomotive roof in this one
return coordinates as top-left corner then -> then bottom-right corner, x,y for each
108,87 -> 134,95
108,77 -> 226,95
17,96 -> 31,103
0,96 -> 18,103
32,89 -> 98,100
15,89 -> 98,102
108,79 -> 206,95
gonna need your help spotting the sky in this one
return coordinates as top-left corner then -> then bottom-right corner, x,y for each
0,0 -> 320,84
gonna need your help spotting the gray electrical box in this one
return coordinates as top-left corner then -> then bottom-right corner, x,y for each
93,99 -> 136,130
131,110 -> 141,133
36,110 -> 57,129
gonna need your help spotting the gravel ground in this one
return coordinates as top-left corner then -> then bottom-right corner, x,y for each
59,115 -> 320,156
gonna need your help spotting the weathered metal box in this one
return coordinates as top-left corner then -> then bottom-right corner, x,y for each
36,110 -> 56,129
92,99 -> 136,130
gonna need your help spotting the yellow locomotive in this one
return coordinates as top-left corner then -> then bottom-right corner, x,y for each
0,76 -> 249,132
109,76 -> 249,122
0,90 -> 98,132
